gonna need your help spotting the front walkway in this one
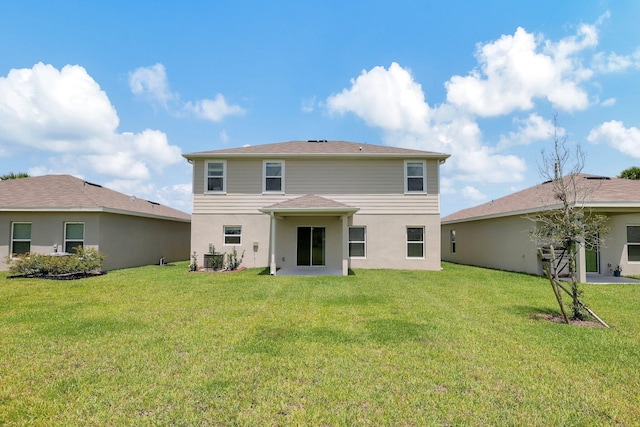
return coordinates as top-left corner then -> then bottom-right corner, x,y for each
586,274 -> 640,284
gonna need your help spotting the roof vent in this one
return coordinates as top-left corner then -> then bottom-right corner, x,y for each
84,181 -> 103,188
585,176 -> 610,180
307,139 -> 328,143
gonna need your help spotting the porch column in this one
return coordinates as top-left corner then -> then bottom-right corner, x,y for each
341,214 -> 348,276
270,212 -> 277,275
576,241 -> 586,283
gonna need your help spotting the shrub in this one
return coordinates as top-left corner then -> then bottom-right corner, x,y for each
226,247 -> 245,270
7,246 -> 105,278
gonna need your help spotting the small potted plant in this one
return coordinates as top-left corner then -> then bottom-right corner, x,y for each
614,265 -> 622,277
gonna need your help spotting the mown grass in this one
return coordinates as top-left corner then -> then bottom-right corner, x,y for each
1,262 -> 639,426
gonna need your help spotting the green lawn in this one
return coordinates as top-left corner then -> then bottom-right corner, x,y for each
1,262 -> 639,426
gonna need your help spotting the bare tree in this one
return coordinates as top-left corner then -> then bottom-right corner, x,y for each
528,115 -> 609,324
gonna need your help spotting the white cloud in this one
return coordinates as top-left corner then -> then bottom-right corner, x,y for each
301,96 -> 316,113
129,129 -> 182,169
587,120 -> 640,158
445,23 -> 597,116
327,62 -> 431,134
86,151 -> 151,180
325,63 -> 527,185
184,94 -> 246,122
0,63 -> 119,150
497,113 -> 559,149
128,63 -> 174,107
592,48 -> 640,73
0,63 -> 185,198
219,129 -> 230,143
601,98 -> 616,107
130,63 -> 245,123
461,186 -> 487,201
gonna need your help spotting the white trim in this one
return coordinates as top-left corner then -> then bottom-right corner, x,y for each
406,226 -> 425,259
64,222 -> 84,253
348,226 -> 367,259
262,160 -> 285,194
11,222 -> 31,256
626,224 -> 640,263
205,160 -> 227,194
450,229 -> 456,254
223,225 -> 242,246
404,160 -> 427,194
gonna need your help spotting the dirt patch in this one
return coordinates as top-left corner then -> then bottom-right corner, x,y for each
534,313 -> 606,328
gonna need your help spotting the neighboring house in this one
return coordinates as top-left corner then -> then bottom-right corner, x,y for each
441,174 -> 640,281
0,175 -> 191,271
183,140 -> 450,275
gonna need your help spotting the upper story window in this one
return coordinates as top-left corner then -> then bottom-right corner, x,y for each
11,222 -> 31,256
405,160 -> 426,193
627,225 -> 640,262
206,160 -> 226,193
65,222 -> 84,254
263,160 -> 284,193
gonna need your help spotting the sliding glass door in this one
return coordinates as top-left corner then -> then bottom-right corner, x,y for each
297,227 -> 325,266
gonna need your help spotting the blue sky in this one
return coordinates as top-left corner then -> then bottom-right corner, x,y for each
1,1 -> 639,215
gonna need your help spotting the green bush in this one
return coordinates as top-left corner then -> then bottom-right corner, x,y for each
225,247 -> 245,270
7,246 -> 105,278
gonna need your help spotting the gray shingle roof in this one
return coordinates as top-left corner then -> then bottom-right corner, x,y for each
0,175 -> 190,221
259,194 -> 359,215
265,194 -> 354,210
443,174 -> 640,223
184,140 -> 450,159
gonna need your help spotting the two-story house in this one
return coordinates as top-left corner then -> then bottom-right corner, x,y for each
183,140 -> 450,275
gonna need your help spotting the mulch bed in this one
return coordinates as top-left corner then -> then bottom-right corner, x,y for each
534,313 -> 606,328
7,271 -> 105,280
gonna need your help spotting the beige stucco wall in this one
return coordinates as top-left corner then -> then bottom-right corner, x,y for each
97,213 -> 190,271
442,212 -> 640,278
1,212 -> 101,271
441,216 -> 541,275
1,211 -> 190,271
599,213 -> 640,276
350,214 -> 441,270
191,212 -> 442,271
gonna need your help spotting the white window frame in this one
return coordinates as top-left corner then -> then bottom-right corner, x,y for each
406,226 -> 425,259
11,222 -> 31,256
263,160 -> 285,194
404,160 -> 426,193
224,225 -> 242,246
348,226 -> 367,258
627,225 -> 640,262
64,222 -> 84,254
450,229 -> 456,254
205,160 -> 227,194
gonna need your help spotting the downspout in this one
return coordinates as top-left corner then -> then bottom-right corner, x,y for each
341,214 -> 348,276
270,212 -> 277,275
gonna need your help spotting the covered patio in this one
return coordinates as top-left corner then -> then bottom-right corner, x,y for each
259,195 -> 359,276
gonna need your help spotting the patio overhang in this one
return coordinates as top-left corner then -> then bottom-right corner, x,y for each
259,195 -> 359,276
258,194 -> 360,218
